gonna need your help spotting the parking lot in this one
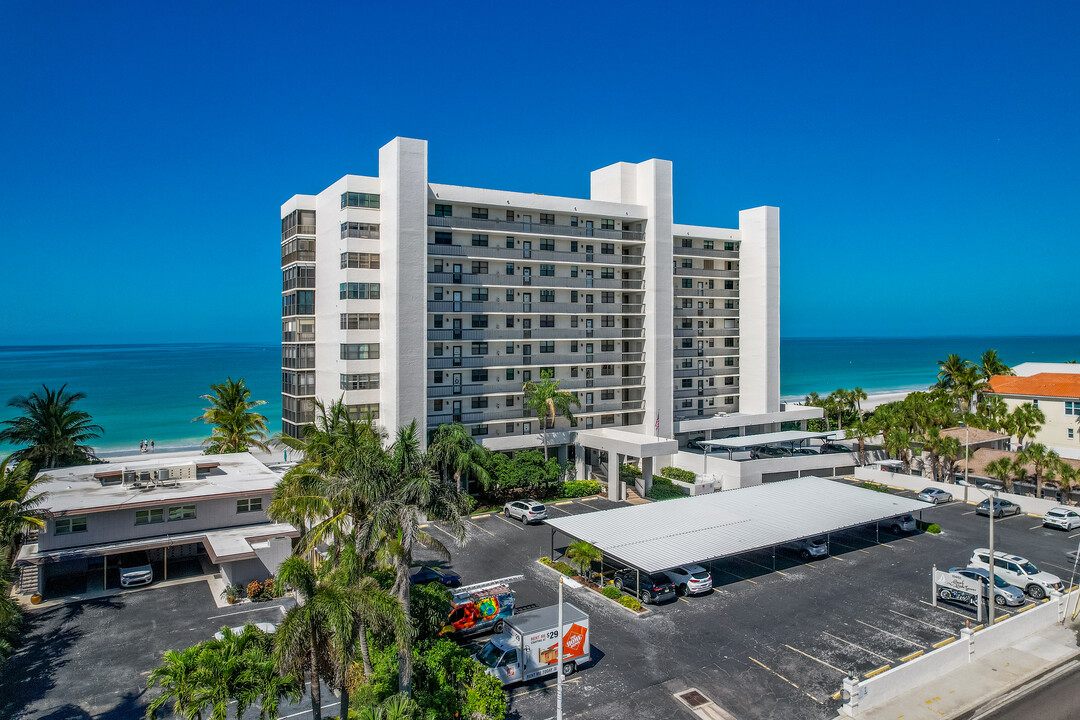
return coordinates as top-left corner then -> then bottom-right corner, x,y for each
423,482 -> 1080,720
5,482 -> 1078,720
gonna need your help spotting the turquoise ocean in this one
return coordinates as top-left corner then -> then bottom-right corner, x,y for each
2,336 -> 1079,455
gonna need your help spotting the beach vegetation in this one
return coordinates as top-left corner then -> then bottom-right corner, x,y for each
193,377 -> 271,454
522,369 -> 581,460
0,383 -> 103,473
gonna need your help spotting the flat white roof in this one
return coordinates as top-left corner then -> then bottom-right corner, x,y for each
35,452 -> 280,515
545,476 -> 930,573
700,430 -> 837,450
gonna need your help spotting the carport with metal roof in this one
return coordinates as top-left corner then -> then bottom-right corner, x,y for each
544,476 -> 930,577
699,430 -> 840,459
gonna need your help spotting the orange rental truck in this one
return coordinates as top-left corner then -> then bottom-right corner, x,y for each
474,603 -> 589,686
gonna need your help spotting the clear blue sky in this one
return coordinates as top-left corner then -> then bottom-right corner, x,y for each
2,1 -> 1077,344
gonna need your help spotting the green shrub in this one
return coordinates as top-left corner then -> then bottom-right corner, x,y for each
648,476 -> 686,501
619,463 -> 642,482
617,595 -> 643,611
539,556 -> 552,565
561,479 -> 601,497
859,481 -> 890,493
549,561 -> 577,577
926,523 -> 941,534
659,466 -> 697,483
601,585 -> 622,600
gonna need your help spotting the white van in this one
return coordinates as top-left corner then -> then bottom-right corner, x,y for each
968,548 -> 1063,599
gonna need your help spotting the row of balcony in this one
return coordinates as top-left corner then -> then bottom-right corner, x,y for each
429,215 -> 645,241
672,365 -> 739,378
427,300 -> 644,315
427,327 -> 643,341
282,225 -> 317,242
427,374 -> 644,399
427,352 -> 644,370
427,399 -> 646,427
672,267 -> 738,278
674,385 -> 738,399
672,327 -> 739,338
673,346 -> 739,358
672,246 -> 739,259
429,243 -> 645,266
427,271 -> 643,291
672,306 -> 738,317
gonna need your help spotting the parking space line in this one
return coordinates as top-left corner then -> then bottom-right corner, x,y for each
554,500 -> 574,506
888,609 -> 953,634
1069,531 -> 1080,539
1027,513 -> 1043,518
962,511 -> 977,515
855,619 -> 923,647
831,541 -> 871,555
466,519 -> 496,537
748,656 -> 825,704
902,537 -> 917,543
472,514 -> 491,519
717,568 -> 759,585
546,505 -> 572,515
427,522 -> 460,543
1029,524 -> 1045,530
919,599 -> 975,621
822,631 -> 893,663
493,515 -> 526,532
783,644 -> 846,674
209,605 -> 285,620
1040,560 -> 1075,575
734,556 -> 788,576
576,501 -> 602,510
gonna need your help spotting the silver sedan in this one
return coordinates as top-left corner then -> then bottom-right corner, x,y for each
917,487 -> 953,504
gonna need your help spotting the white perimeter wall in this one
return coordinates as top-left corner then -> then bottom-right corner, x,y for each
853,466 -> 1062,515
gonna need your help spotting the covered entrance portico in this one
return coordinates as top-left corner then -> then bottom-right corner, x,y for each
575,427 -> 679,500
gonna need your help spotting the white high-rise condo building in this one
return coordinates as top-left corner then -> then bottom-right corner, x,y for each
281,137 -> 818,494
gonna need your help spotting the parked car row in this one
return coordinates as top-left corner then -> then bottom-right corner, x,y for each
939,547 -> 1066,608
746,443 -> 852,459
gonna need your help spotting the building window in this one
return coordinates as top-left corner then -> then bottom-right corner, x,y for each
433,371 -> 443,384
682,259 -> 693,268
341,192 -> 380,209
472,288 -> 488,301
505,236 -> 515,248
724,241 -> 736,251
471,262 -> 489,274
471,234 -> 489,246
54,517 -> 87,535
1033,399 -> 1040,408
237,498 -> 263,514
340,252 -> 381,269
433,399 -> 443,411
471,342 -> 489,356
601,292 -> 614,303
340,282 -> 381,299
505,342 -> 514,355
340,313 -> 380,330
540,341 -> 555,353
682,238 -> 693,248
725,357 -> 736,366
340,222 -> 380,239
570,217 -> 579,227
471,397 -> 489,409
540,290 -> 555,302
434,231 -> 453,245
472,314 -> 488,328
704,240 -> 714,250
725,376 -> 735,386
540,239 -> 555,251
539,315 -> 554,328
540,213 -> 555,225
601,340 -> 614,352
1067,401 -> 1079,415
601,365 -> 615,376
601,316 -> 615,327
345,403 -> 380,420
168,505 -> 196,522
1070,429 -> 1075,439
505,368 -> 515,381
472,369 -> 488,382
601,243 -> 615,254
434,204 -> 452,217
506,395 -> 514,408
724,280 -> 735,290
471,425 -> 489,436
540,264 -> 555,276
725,300 -> 735,309
601,219 -> 615,230
601,414 -> 615,425
471,207 -> 488,219
725,397 -> 734,405
340,373 -> 380,390
506,423 -> 515,433
340,344 -> 380,360
682,278 -> 693,288
601,267 -> 615,279
134,509 -> 164,526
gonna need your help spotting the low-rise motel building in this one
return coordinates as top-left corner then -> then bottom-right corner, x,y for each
987,368 -> 1080,457
14,452 -> 296,599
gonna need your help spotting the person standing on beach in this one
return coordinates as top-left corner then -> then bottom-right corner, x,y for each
140,440 -> 145,453
150,440 -> 155,453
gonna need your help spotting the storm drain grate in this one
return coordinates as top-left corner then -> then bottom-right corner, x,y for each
676,689 -> 710,708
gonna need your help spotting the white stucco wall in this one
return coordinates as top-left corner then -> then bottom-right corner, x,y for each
737,206 -> 780,415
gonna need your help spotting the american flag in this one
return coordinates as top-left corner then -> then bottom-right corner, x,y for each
654,412 -> 660,436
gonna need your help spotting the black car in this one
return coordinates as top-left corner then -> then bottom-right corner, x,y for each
818,443 -> 850,454
613,568 -> 676,604
409,566 -> 462,587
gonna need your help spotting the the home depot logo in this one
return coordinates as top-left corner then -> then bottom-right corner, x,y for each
562,623 -> 587,656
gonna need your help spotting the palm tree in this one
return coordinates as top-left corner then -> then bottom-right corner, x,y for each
0,384 -> 103,473
851,387 -> 868,416
275,557 -> 340,720
845,418 -> 874,466
147,645 -> 208,720
523,370 -> 581,460
0,456 -> 47,552
1018,443 -> 1059,499
984,457 -> 1016,494
427,423 -> 492,494
920,428 -> 961,484
1056,462 -> 1078,505
193,377 -> 270,454
355,694 -> 420,720
1007,402 -> 1045,449
936,354 -> 968,389
978,396 -> 1009,433
950,365 -> 986,415
977,349 -> 1014,381
566,540 -> 602,579
359,421 -> 468,697
883,428 -> 914,473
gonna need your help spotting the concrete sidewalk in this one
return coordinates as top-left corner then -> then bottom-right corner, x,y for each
846,623 -> 1079,720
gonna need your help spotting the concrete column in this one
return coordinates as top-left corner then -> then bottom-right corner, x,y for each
556,444 -> 568,469
575,445 -> 586,482
378,137 -> 429,444
609,453 -> 622,501
738,206 -> 781,415
641,456 -> 654,497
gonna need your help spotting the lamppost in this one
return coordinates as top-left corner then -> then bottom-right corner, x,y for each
557,575 -> 582,720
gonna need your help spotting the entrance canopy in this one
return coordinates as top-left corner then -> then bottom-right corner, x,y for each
544,476 -> 929,573
575,427 -> 678,458
699,430 -> 837,451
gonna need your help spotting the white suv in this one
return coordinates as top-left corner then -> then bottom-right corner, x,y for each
117,550 -> 154,588
503,500 -> 547,524
968,548 -> 1064,599
663,564 -> 713,596
1043,506 -> 1080,531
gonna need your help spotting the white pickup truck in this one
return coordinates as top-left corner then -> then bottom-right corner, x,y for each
474,603 -> 589,686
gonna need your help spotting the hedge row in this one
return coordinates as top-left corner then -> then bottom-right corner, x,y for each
659,466 -> 696,483
561,479 -> 601,498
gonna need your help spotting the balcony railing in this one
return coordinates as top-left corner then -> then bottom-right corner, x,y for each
427,272 -> 637,291
429,215 -> 645,241
427,374 -> 643,399
672,246 -> 739,259
673,267 -> 738,279
281,250 -> 316,266
673,305 -> 737,317
673,346 -> 739,358
428,326 -> 634,342
429,243 -> 644,266
673,327 -> 739,337
281,225 -> 317,242
428,301 -> 644,315
427,351 -> 628,370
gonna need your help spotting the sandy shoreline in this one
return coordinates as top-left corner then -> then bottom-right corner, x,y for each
783,388 -> 923,412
